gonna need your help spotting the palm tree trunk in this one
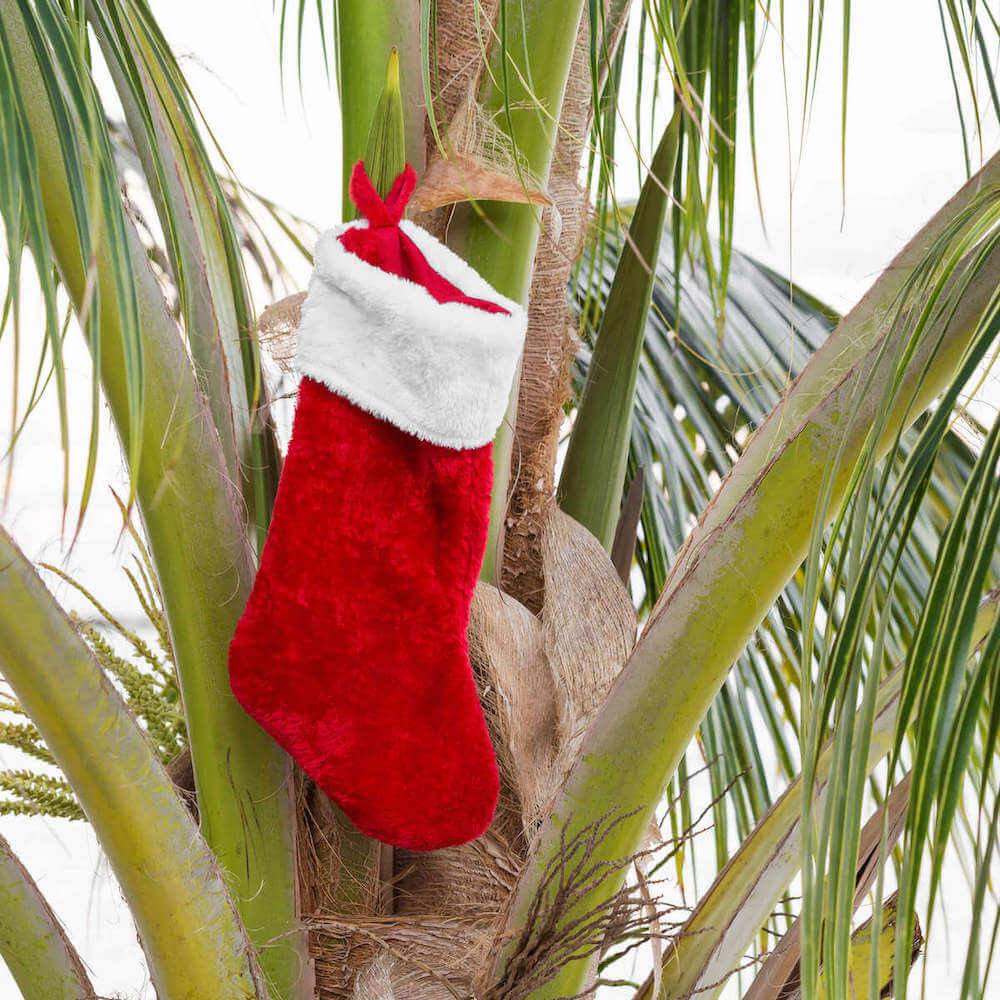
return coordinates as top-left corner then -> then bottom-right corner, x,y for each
500,1 -> 633,610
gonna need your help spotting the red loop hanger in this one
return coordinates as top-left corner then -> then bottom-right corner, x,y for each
349,161 -> 418,227
339,161 -> 510,316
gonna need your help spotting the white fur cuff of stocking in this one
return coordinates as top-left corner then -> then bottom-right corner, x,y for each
295,220 -> 527,450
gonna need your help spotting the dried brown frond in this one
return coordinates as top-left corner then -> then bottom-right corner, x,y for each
258,292 -> 306,374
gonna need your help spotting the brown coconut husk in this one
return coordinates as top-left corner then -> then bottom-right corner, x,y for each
410,145 -> 552,217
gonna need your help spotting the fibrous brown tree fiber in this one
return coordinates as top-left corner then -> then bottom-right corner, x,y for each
257,292 -> 305,373
408,0 -> 501,240
499,17 -> 594,613
492,3 -> 635,612
427,0 -> 499,141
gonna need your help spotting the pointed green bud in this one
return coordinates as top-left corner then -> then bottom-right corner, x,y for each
360,47 -> 407,208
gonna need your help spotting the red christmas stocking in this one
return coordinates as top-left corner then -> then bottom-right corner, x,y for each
229,162 -> 525,851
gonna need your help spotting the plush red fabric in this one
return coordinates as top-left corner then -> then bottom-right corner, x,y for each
228,162 -> 501,850
230,382 -> 498,848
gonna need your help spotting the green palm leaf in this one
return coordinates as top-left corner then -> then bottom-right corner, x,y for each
89,0 -> 283,540
571,218 -> 983,878
0,0 -> 142,523
792,185 -> 1000,1000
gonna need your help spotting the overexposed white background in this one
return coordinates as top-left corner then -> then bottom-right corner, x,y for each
1,2 -> 998,997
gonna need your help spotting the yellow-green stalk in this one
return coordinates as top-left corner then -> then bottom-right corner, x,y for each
0,835 -> 94,1000
0,530 -> 266,1000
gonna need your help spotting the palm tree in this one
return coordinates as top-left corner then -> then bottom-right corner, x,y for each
0,2 -> 999,999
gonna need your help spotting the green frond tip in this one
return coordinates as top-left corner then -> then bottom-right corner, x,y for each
360,46 -> 406,206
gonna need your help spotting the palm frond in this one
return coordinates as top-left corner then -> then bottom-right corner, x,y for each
583,1 -> 1000,329
572,219 -> 982,876
792,183 -> 1000,1000
0,0 -> 143,523
575,205 -> 1000,996
88,0 -> 284,541
560,104 -> 680,549
275,0 -> 333,89
937,0 -> 1000,176
506,144 -> 1000,1000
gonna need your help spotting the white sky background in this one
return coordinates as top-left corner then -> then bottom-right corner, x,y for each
2,1 -> 1000,998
